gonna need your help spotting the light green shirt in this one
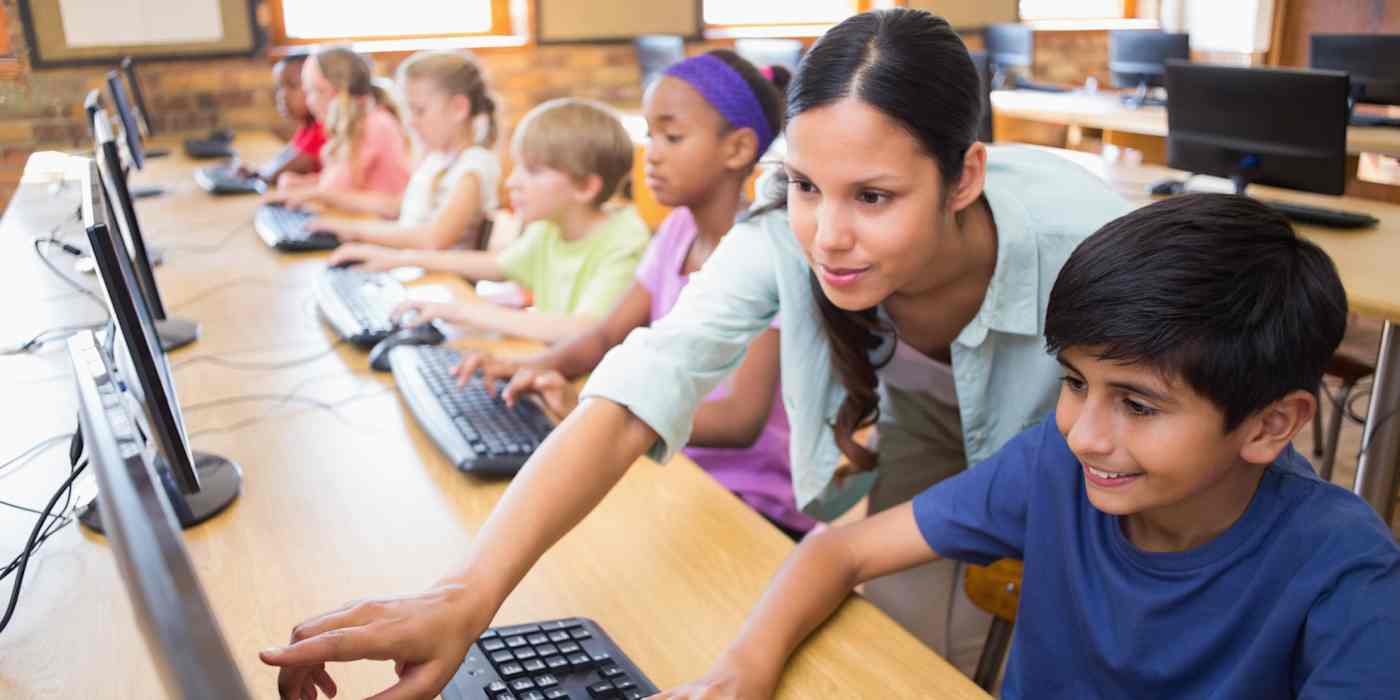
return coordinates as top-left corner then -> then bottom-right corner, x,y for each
582,146 -> 1132,521
497,206 -> 650,317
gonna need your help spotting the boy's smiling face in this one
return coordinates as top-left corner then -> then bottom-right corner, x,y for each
1053,346 -> 1292,550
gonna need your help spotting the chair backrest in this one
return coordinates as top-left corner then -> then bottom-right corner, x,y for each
965,558 -> 1023,623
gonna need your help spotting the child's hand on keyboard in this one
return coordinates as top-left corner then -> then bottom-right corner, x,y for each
329,243 -> 403,271
392,299 -> 467,326
263,184 -> 321,210
308,217 -> 357,242
498,368 -> 579,419
453,351 -> 525,391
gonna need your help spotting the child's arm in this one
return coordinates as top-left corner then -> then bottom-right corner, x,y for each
657,503 -> 940,699
455,302 -> 595,344
312,172 -> 486,250
689,328 -> 780,448
327,243 -> 507,282
305,187 -> 405,220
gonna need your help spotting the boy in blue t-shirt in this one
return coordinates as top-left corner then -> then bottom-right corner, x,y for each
656,194 -> 1400,699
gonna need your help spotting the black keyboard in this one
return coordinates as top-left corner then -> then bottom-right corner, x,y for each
314,267 -> 407,347
1350,113 -> 1400,128
1263,201 -> 1379,230
389,345 -> 554,476
194,165 -> 265,195
253,203 -> 339,251
442,618 -> 658,700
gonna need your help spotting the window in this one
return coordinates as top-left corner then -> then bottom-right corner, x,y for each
269,0 -> 515,44
1019,0 -> 1128,20
704,0 -> 854,26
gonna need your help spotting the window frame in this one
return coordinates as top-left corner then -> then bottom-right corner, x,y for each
264,0 -> 519,46
1018,0 -> 1135,22
701,0 -> 880,39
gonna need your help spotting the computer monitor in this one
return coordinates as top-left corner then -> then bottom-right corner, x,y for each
106,70 -> 147,171
1165,61 -> 1350,196
92,107 -> 199,350
1309,34 -> 1400,106
67,330 -> 252,698
120,56 -> 157,138
78,158 -> 240,533
1110,30 -> 1190,90
734,38 -> 803,74
634,34 -> 685,91
983,23 -> 1032,72
84,89 -> 103,140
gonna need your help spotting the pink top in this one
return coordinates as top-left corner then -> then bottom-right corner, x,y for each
636,208 -> 815,534
317,105 -> 411,195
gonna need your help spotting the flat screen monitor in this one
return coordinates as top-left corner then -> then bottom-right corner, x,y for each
80,158 -> 239,529
635,34 -> 685,91
67,330 -> 252,699
1310,33 -> 1400,106
1110,30 -> 1190,90
121,56 -> 157,137
106,70 -> 147,170
1165,61 -> 1350,196
93,108 -> 167,320
984,23 -> 1033,71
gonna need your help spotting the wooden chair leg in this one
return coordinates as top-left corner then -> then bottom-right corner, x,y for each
973,617 -> 1014,691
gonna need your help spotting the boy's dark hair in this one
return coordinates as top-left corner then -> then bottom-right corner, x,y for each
1045,193 -> 1348,431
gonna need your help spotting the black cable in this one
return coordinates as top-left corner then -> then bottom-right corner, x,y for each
0,457 -> 87,636
32,238 -> 109,316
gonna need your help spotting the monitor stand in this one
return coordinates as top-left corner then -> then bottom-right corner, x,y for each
155,317 -> 199,351
145,148 -> 171,159
129,184 -> 166,199
79,450 -> 242,534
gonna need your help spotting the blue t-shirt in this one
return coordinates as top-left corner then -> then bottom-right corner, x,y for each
913,413 -> 1400,699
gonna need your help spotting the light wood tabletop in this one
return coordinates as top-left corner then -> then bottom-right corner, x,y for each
990,89 -> 1400,159
0,136 -> 988,699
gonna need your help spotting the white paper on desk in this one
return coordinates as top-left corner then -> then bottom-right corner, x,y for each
59,0 -> 223,47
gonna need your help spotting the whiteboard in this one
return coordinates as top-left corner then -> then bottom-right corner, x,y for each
59,0 -> 224,47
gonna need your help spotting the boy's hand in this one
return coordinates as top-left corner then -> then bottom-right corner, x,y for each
452,352 -> 525,391
327,243 -> 401,272
651,652 -> 779,700
259,582 -> 492,700
391,299 -> 466,327
499,368 -> 578,419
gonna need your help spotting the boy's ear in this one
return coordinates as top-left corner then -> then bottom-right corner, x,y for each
721,127 -> 760,172
1238,390 -> 1316,465
947,142 -> 988,214
571,173 -> 605,206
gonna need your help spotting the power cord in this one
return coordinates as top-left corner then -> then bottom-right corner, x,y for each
0,322 -> 110,356
171,337 -> 348,372
154,221 -> 253,256
166,275 -> 304,312
0,431 -> 87,637
32,237 -> 109,316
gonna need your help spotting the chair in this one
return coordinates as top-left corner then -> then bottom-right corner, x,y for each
1315,315 -> 1385,482
634,34 -> 685,91
964,558 -> 1022,691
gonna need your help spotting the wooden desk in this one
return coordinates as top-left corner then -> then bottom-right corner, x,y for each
991,90 -> 1400,160
0,137 -> 987,699
1033,145 -> 1400,520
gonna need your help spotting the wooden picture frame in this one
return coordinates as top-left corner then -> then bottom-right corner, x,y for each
17,0 -> 261,69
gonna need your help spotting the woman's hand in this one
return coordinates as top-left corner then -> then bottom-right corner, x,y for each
259,582 -> 493,700
649,652 -> 780,700
327,243 -> 405,272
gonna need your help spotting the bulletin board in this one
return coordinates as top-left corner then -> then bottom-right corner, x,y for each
19,0 -> 260,68
906,0 -> 1019,29
536,0 -> 702,44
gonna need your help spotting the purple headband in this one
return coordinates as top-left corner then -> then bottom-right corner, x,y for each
663,54 -> 775,157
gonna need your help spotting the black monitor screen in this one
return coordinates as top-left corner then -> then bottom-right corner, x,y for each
121,57 -> 157,138
81,158 -> 200,493
1166,61 -> 1350,196
106,70 -> 146,170
67,331 -> 251,699
1310,33 -> 1400,106
1110,30 -> 1190,89
93,108 -> 168,320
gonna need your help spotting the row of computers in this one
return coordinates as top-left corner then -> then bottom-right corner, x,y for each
60,103 -> 652,697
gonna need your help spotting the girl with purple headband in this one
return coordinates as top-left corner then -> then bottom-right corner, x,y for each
441,49 -> 813,538
266,10 -> 1132,699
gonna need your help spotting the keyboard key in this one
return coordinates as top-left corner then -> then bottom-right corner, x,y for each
490,650 -> 516,664
548,631 -> 571,643
557,642 -> 581,655
621,691 -> 645,700
535,643 -> 558,657
510,678 -> 536,693
541,620 -> 571,631
569,628 -> 593,640
533,674 -> 559,688
515,647 -> 538,660
613,678 -> 637,692
506,635 -> 530,648
568,653 -> 592,668
545,690 -> 569,700
499,662 -> 526,678
498,623 -> 543,636
599,665 -> 624,678
522,659 -> 546,673
526,633 -> 549,645
485,681 -> 509,694
544,655 -> 569,671
482,638 -> 507,652
587,681 -> 616,697
590,652 -> 613,666
521,692 -> 545,700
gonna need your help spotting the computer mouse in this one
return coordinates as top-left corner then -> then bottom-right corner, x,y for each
209,128 -> 235,143
367,323 -> 445,372
1149,179 -> 1186,196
